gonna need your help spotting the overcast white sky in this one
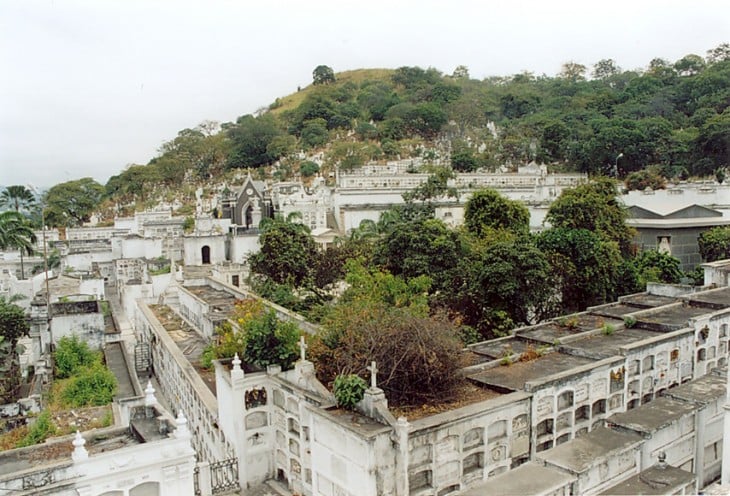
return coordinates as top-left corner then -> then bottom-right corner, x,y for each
1,0 -> 728,189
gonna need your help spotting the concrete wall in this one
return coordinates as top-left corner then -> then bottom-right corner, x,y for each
183,235 -> 226,266
136,303 -> 228,463
229,234 -> 259,264
65,250 -> 114,272
527,357 -> 625,455
406,392 -> 531,495
634,226 -> 710,270
118,237 -> 163,259
50,310 -> 105,349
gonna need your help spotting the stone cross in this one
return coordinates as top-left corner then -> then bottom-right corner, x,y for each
299,335 -> 308,362
367,361 -> 378,389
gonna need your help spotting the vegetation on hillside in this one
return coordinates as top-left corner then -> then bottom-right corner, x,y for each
16,44 -> 728,227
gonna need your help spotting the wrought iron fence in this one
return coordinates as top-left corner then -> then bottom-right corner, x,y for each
193,465 -> 201,496
210,458 -> 239,495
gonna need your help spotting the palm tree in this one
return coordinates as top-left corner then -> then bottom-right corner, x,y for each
1,186 -> 37,280
0,185 -> 36,214
0,211 -> 37,279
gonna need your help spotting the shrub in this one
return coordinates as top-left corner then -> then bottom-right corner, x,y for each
16,410 -> 56,448
300,161 -> 320,178
243,311 -> 301,370
54,335 -> 99,379
333,374 -> 367,410
624,316 -> 637,328
60,362 -> 117,408
602,324 -> 615,336
311,306 -> 466,406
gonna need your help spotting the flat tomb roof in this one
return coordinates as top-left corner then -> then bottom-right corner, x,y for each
607,396 -> 696,434
458,461 -> 575,496
468,352 -> 593,392
598,463 -> 695,495
537,426 -> 642,474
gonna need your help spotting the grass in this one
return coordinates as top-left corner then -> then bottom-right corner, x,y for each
269,68 -> 396,116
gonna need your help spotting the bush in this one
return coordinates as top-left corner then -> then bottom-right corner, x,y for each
311,306 -> 466,406
54,335 -> 99,379
60,362 -> 117,408
624,316 -> 637,328
243,311 -> 301,370
16,410 -> 56,448
333,374 -> 367,410
300,161 -> 320,178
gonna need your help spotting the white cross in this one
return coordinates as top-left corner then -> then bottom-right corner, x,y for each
299,335 -> 308,362
367,361 -> 378,389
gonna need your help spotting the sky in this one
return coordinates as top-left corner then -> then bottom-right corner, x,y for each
1,0 -> 728,189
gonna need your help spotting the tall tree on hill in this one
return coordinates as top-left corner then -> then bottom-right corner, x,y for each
44,178 -> 104,227
312,65 -> 336,85
226,114 -> 283,169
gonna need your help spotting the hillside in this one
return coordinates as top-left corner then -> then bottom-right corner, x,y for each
33,45 -> 730,226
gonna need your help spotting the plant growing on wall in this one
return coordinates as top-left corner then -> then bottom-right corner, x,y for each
333,374 -> 367,410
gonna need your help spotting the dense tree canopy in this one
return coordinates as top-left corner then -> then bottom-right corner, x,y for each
44,178 -> 105,227
698,227 -> 730,262
464,188 -> 530,237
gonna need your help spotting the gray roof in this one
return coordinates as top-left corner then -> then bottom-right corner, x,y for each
665,372 -> 726,405
458,461 -> 575,496
599,463 -> 695,495
607,397 -> 696,434
537,426 -> 642,474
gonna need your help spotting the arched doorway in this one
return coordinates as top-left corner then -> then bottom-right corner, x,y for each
245,205 -> 253,229
201,245 -> 211,264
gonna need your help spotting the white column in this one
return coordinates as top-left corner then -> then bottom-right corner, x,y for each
722,363 -> 730,485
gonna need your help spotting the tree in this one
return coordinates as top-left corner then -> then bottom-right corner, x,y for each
545,178 -> 634,255
559,61 -> 587,82
537,228 -> 623,312
401,166 -> 458,203
452,65 -> 470,79
0,185 -> 36,214
633,250 -> 682,285
310,263 -> 464,406
464,188 -> 530,237
374,218 -> 464,294
0,296 -> 30,403
674,54 -> 706,76
44,178 -> 104,227
706,43 -> 730,64
0,211 -> 37,279
226,114 -> 283,168
592,59 -> 621,80
300,118 -> 330,149
243,310 -> 301,370
696,111 -> 730,168
624,167 -> 667,191
455,237 -> 557,338
698,227 -> 730,262
312,65 -> 336,85
248,215 -> 317,288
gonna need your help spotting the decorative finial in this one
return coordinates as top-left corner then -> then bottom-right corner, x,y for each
232,353 -> 242,370
144,380 -> 156,406
174,411 -> 191,439
72,430 -> 88,462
